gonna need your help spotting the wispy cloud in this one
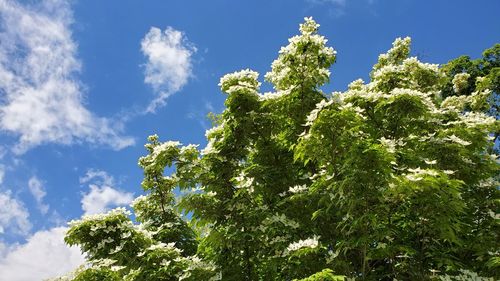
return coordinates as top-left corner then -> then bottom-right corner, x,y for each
306,0 -> 379,17
79,168 -> 115,187
0,0 -> 134,153
307,0 -> 346,6
80,169 -> 133,215
28,176 -> 49,215
141,26 -> 196,113
306,0 -> 347,17
0,165 -> 4,185
187,101 -> 216,130
0,227 -> 84,280
0,191 -> 31,236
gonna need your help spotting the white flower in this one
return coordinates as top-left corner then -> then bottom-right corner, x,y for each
131,195 -> 148,208
109,242 -> 125,254
219,69 -> 260,94
348,79 -> 365,90
147,242 -> 181,254
206,191 -> 217,197
265,214 -> 300,229
288,184 -> 307,194
92,258 -> 117,268
447,135 -> 471,146
201,140 -> 218,155
278,191 -> 287,197
180,144 -> 199,154
286,236 -> 320,254
111,265 -> 126,271
405,167 -> 438,181
68,207 -> 131,228
234,171 -> 255,192
461,112 -> 496,128
152,141 -> 181,156
205,123 -> 224,139
380,137 -> 396,153
160,259 -> 171,267
452,72 -> 470,94
259,90 -> 288,101
299,17 -> 320,34
424,159 -> 437,165
406,174 -> 423,182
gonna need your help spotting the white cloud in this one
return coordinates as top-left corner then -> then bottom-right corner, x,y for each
0,241 -> 10,258
0,0 -> 134,154
187,101 -> 216,129
141,26 -> 196,113
0,227 -> 84,281
80,169 -> 133,215
82,185 -> 134,216
0,191 -> 31,236
28,176 -> 49,215
79,168 -> 114,186
0,165 -> 4,185
306,0 -> 348,17
307,0 -> 346,6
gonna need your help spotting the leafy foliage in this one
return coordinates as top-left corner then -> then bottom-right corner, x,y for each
294,269 -> 344,281
56,18 -> 499,280
441,43 -> 500,146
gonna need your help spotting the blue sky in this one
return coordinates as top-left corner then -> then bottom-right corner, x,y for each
0,0 -> 498,279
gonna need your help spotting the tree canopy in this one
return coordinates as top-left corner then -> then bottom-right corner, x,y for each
54,18 -> 499,281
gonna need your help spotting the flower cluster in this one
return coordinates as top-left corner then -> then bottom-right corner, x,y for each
404,167 -> 439,182
68,207 -> 131,228
219,69 -> 260,94
265,17 -> 336,91
288,184 -> 308,194
452,72 -> 470,94
285,236 -> 320,254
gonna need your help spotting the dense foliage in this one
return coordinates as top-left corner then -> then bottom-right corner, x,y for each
55,18 -> 499,280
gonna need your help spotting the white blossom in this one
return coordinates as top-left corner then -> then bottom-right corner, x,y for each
306,99 -> 334,126
201,140 -> 218,155
288,184 -> 308,194
234,171 -> 255,192
424,159 -> 437,165
452,72 -> 470,94
152,141 -> 180,156
447,134 -> 471,146
205,123 -> 224,139
68,207 -> 131,228
348,79 -> 365,90
259,90 -> 288,101
405,167 -> 438,182
285,236 -> 320,254
219,69 -> 260,94
380,137 -> 396,153
265,214 -> 300,229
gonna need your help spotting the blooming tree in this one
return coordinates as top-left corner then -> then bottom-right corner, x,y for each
57,18 -> 499,280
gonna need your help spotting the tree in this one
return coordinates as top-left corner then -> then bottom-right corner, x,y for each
57,18 -> 499,280
59,137 -> 218,281
440,43 -> 500,147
